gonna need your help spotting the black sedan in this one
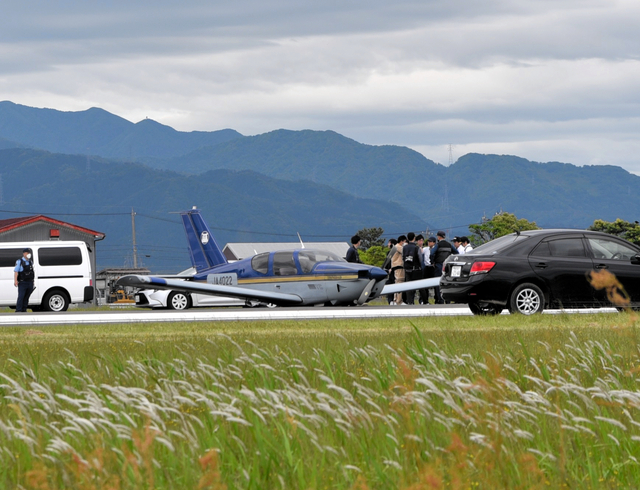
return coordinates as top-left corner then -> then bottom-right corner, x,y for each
440,229 -> 640,315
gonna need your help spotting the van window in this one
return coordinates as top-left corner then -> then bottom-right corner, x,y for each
39,247 -> 83,266
0,249 -> 24,267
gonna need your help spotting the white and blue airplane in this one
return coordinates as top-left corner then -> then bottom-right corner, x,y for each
117,207 -> 439,307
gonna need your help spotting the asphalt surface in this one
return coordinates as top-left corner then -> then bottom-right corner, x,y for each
0,304 -> 618,326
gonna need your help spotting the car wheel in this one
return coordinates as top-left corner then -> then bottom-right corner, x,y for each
509,283 -> 544,315
468,302 -> 502,316
167,291 -> 190,310
42,290 -> 70,312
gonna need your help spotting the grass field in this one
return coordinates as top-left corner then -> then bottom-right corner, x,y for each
1,311 -> 639,489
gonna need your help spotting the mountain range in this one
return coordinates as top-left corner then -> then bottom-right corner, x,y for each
1,100 -> 638,272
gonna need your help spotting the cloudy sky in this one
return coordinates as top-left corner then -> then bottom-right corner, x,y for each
2,0 -> 639,173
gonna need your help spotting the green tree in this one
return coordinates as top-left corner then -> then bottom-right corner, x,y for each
359,245 -> 387,268
588,218 -> 640,245
355,227 -> 385,251
469,212 -> 539,244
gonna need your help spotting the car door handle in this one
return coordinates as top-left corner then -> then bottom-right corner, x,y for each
534,262 -> 548,269
595,264 -> 609,270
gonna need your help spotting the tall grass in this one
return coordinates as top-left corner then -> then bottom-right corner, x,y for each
0,313 -> 639,488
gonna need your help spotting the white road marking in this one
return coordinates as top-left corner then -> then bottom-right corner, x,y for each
0,306 -> 619,326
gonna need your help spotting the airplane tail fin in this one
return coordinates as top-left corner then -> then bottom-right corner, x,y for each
181,207 -> 228,271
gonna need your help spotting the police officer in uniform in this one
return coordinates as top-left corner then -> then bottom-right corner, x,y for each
14,248 -> 35,312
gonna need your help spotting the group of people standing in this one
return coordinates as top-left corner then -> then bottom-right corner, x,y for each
382,231 -> 473,305
345,231 -> 473,305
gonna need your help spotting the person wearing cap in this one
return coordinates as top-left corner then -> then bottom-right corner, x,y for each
453,237 -> 465,255
14,248 -> 35,312
424,237 -> 436,278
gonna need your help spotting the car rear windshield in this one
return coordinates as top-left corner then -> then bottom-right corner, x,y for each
471,234 -> 531,254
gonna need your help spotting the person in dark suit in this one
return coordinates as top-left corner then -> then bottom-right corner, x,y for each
346,235 -> 363,263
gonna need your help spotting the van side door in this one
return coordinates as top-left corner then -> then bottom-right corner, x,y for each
0,248 -> 28,305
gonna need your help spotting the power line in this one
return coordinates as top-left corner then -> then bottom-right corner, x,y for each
0,208 -> 130,216
0,207 -> 488,239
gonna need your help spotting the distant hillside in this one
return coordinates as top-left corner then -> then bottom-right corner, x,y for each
2,102 -> 640,234
444,154 -> 640,229
158,131 -> 640,230
0,148 -> 427,272
0,101 -> 243,159
161,128 -> 447,209
0,136 -> 24,150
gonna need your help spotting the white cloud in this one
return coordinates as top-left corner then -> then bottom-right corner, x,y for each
1,0 -> 639,173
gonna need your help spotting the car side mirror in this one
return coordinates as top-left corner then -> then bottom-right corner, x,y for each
632,254 -> 640,265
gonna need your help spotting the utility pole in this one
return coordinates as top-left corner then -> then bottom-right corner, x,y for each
131,208 -> 138,269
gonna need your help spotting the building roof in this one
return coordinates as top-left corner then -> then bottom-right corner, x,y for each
222,242 -> 350,261
96,268 -> 151,277
0,215 -> 105,238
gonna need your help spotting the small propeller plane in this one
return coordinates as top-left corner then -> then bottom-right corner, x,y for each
117,207 -> 439,307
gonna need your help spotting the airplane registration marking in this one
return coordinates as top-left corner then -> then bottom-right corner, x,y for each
207,273 -> 238,286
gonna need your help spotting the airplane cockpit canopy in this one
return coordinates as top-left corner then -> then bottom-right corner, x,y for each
298,250 -> 344,273
273,251 -> 297,276
251,249 -> 345,275
251,253 -> 269,274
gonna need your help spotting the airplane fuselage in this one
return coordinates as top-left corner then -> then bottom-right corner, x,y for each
193,249 -> 387,306
117,209 -> 392,308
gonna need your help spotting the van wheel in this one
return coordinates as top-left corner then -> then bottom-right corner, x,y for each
509,283 -> 544,315
167,291 -> 190,310
43,290 -> 70,312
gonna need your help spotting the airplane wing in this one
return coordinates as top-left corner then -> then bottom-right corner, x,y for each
381,277 -> 441,295
117,275 -> 304,306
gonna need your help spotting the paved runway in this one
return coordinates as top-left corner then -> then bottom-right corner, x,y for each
0,304 -> 618,326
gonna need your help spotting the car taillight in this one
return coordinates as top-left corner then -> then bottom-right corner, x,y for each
469,261 -> 496,275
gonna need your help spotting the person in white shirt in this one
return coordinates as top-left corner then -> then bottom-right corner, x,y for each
453,237 -> 465,255
421,236 -> 437,304
461,236 -> 474,254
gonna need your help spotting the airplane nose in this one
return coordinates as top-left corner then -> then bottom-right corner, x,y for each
368,267 -> 388,282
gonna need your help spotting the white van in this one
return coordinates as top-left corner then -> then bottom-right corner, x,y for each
1,241 -> 93,312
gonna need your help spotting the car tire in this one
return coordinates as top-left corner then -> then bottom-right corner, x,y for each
509,283 -> 544,315
468,302 -> 502,316
42,290 -> 70,312
167,291 -> 190,310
